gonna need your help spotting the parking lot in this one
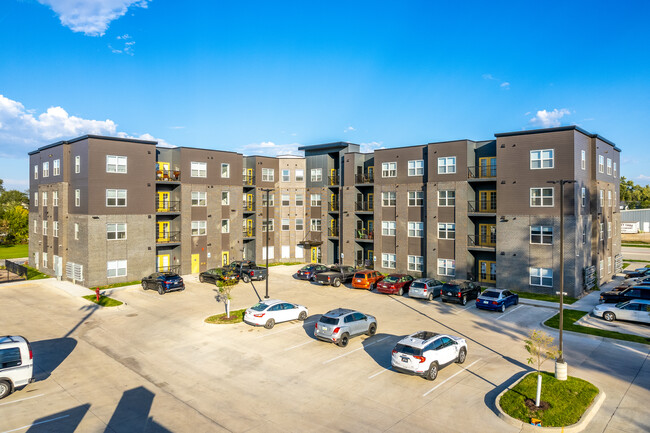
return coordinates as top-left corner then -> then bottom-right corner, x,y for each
1,265 -> 649,432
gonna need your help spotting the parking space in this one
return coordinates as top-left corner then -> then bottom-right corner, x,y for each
577,312 -> 650,338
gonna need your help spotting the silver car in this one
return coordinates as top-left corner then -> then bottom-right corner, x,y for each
409,278 -> 444,300
592,299 -> 650,323
314,308 -> 377,347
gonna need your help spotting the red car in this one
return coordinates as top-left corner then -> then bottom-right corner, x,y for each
376,274 -> 414,296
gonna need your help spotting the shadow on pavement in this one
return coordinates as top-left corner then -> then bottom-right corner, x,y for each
26,403 -> 90,433
361,333 -> 403,369
105,386 -> 172,433
31,337 -> 77,381
302,314 -> 322,339
482,370 -> 531,417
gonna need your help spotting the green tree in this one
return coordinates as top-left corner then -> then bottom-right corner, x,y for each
620,177 -> 650,209
0,205 -> 29,245
525,329 -> 561,407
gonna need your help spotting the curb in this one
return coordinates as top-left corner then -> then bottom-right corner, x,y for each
539,312 -> 650,346
495,373 -> 606,432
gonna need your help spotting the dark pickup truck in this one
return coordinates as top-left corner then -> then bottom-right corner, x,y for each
228,260 -> 268,283
599,285 -> 650,304
314,265 -> 357,287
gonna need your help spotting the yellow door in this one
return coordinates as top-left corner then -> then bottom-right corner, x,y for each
246,193 -> 253,210
479,157 -> 496,177
479,224 -> 496,247
246,168 -> 253,185
330,193 -> 337,211
479,190 -> 497,212
157,221 -> 170,242
157,255 -> 170,272
191,254 -> 200,273
330,218 -> 338,236
245,219 -> 253,236
311,247 -> 319,263
157,191 -> 170,212
368,250 -> 374,262
156,162 -> 170,171
367,166 -> 374,180
368,193 -> 374,211
222,251 -> 229,266
479,261 -> 497,283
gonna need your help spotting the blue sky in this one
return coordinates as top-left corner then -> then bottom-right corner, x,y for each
1,0 -> 649,190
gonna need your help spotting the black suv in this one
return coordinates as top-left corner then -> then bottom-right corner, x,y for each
440,280 -> 481,305
599,286 -> 650,304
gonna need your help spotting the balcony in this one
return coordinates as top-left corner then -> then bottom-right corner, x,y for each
328,201 -> 339,212
243,201 -> 255,212
354,173 -> 374,184
355,201 -> 373,212
156,231 -> 181,244
156,199 -> 181,213
328,175 -> 339,186
467,234 -> 496,250
156,169 -> 181,182
243,175 -> 255,186
328,227 -> 339,237
355,228 -> 374,241
468,165 -> 496,179
243,228 -> 255,238
157,264 -> 181,274
468,200 -> 496,214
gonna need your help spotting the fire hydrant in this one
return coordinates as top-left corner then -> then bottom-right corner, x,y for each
95,287 -> 100,302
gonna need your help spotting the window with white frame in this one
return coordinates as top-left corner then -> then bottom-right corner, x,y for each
53,191 -> 58,207
261,193 -> 275,207
598,155 -> 604,173
310,219 -> 321,232
106,155 -> 127,173
581,150 -> 586,170
581,187 -> 586,207
191,162 -> 207,177
530,226 -> 553,244
281,194 -> 290,206
600,223 -> 604,240
438,223 -> 455,239
310,168 -> 322,182
221,191 -> 230,205
438,157 -> 456,174
221,219 -> 230,233
75,155 -> 81,173
310,194 -> 322,206
438,259 -> 455,277
262,247 -> 274,260
608,190 -> 612,207
530,149 -> 554,169
606,158 -> 612,175
53,159 -> 60,176
262,219 -> 274,232
107,260 -> 127,278
599,189 -> 604,208
530,267 -> 552,287
34,252 -> 38,269
295,194 -> 304,206
74,223 -> 79,240
281,219 -> 290,231
382,221 -> 396,236
53,221 -> 59,237
382,253 -> 396,269
408,160 -> 424,176
530,187 -> 554,207
438,190 -> 455,206
42,161 -> 49,177
382,191 -> 396,207
34,192 -> 38,206
282,245 -> 291,259
191,191 -> 207,206
608,221 -> 612,238
599,259 -> 604,273
42,252 -> 48,268
382,162 -> 397,177
408,191 -> 424,207
295,169 -> 304,182
607,256 -> 612,273
107,223 -> 126,240
295,218 -> 304,231
262,168 -> 274,182
582,224 -> 586,244
281,169 -> 290,182
191,220 -> 207,236
42,220 -> 48,235
106,189 -> 127,207
34,165 -> 38,180
295,245 -> 304,258
42,191 -> 47,207
408,255 -> 424,272
221,163 -> 230,178
408,222 -> 423,237
613,162 -> 617,178
33,220 -> 37,234
75,189 -> 80,207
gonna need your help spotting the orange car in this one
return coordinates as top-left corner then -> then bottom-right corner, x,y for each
351,270 -> 385,290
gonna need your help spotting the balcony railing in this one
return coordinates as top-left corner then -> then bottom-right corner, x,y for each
467,234 -> 496,248
157,264 -> 181,274
328,201 -> 339,212
328,227 -> 339,237
355,201 -> 373,212
468,200 -> 496,213
354,260 -> 374,270
156,169 -> 181,181
243,175 -> 255,186
355,229 -> 374,240
328,175 -> 339,186
468,165 -> 496,179
354,173 -> 374,184
156,231 -> 181,244
243,201 -> 255,212
243,228 -> 255,238
156,200 -> 181,213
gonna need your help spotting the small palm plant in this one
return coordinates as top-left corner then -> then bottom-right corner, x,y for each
525,329 -> 561,407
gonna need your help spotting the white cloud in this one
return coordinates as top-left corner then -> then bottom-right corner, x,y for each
529,109 -> 572,128
500,82 -> 510,89
109,33 -> 136,55
638,174 -> 650,181
241,141 -> 302,156
482,73 -> 510,90
360,141 -> 385,153
116,132 -> 173,148
168,126 -> 185,130
37,0 -> 150,36
344,126 -> 355,133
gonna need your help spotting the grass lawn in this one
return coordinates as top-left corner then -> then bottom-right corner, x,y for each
622,243 -> 650,248
500,371 -> 598,427
25,265 -> 49,280
88,281 -> 140,291
545,310 -> 650,345
514,291 -> 578,304
205,308 -> 246,324
82,294 -> 123,307
0,244 -> 29,260
267,262 -> 304,267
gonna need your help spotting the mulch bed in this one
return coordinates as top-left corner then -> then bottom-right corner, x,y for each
525,398 -> 550,412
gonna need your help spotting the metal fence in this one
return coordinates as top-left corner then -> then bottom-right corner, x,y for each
2,259 -> 27,283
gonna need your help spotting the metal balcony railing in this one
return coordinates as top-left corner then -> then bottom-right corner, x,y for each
328,227 -> 339,237
243,175 -> 255,186
468,165 -> 496,179
354,173 -> 374,184
355,229 -> 374,240
243,201 -> 255,212
468,200 -> 496,213
156,169 -> 181,181
243,228 -> 255,238
328,201 -> 339,212
157,264 -> 181,274
355,201 -> 373,212
156,199 -> 181,213
156,231 -> 181,244
354,259 -> 374,269
467,234 -> 496,248
328,175 -> 339,186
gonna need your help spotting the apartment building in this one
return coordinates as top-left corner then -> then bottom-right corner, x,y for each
29,126 -> 620,296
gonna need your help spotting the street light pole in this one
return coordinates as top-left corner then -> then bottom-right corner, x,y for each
261,188 -> 273,299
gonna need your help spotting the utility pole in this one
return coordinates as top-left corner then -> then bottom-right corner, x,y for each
261,188 -> 273,299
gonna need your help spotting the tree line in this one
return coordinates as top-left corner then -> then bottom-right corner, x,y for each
0,179 -> 29,245
619,177 -> 650,209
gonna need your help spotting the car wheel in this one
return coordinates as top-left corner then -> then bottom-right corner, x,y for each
338,333 -> 349,347
333,278 -> 341,287
457,348 -> 467,364
428,293 -> 434,301
0,380 -> 11,399
398,287 -> 404,296
370,283 -> 375,291
461,295 -> 467,306
142,281 -> 147,290
199,275 -> 204,283
298,311 -> 307,321
367,323 -> 377,336
500,304 -> 506,313
242,274 -> 251,283
157,285 -> 164,295
264,318 -> 275,329
514,297 -> 519,305
425,362 -> 438,381
603,311 -> 616,322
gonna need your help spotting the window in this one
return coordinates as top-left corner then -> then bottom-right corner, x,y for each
438,223 -> 455,239
282,169 -> 290,182
107,260 -> 127,278
607,256 -> 612,273
74,223 -> 79,240
262,247 -> 274,260
530,188 -> 554,207
42,252 -> 48,268
295,194 -> 304,206
581,187 -> 586,207
33,219 -> 37,234
0,347 -> 22,369
261,194 -> 275,207
282,245 -> 291,259
438,190 -> 455,206
75,155 -> 81,173
191,191 -> 207,206
53,221 -> 59,237
382,191 -> 396,207
530,267 -> 552,287
310,219 -> 321,232
600,259 -> 604,273
262,168 -> 274,182
262,219 -> 274,232
295,218 -> 304,231
42,191 -> 47,207
599,189 -> 604,208
221,163 -> 230,178
281,194 -> 290,206
106,155 -> 127,173
34,192 -> 38,207
310,168 -> 322,182
295,169 -> 304,182
408,222 -> 423,237
582,224 -> 586,244
53,159 -> 60,176
408,160 -> 424,176
191,221 -> 207,236
408,191 -> 424,207
42,161 -> 49,177
295,245 -> 304,258
606,158 -> 612,175
107,223 -> 126,240
530,149 -> 554,169
438,157 -> 456,174
382,253 -> 396,269
34,165 -> 38,180
382,221 -> 396,236
608,221 -> 612,239
221,219 -> 230,233
191,162 -> 207,177
310,194 -> 321,207
600,223 -> 604,240
581,150 -> 586,170
222,191 -> 230,205
382,162 -> 397,177
530,226 -> 553,244
613,162 -> 617,178
438,259 -> 455,277
598,155 -> 604,173
42,220 -> 47,235
408,255 -> 424,272
106,189 -> 127,207
53,191 -> 58,207
281,219 -> 290,231
75,189 -> 80,207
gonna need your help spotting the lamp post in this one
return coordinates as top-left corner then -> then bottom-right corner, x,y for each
261,188 -> 274,299
547,179 -> 576,380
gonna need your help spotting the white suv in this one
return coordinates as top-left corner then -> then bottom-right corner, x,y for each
0,335 -> 35,399
391,331 -> 467,381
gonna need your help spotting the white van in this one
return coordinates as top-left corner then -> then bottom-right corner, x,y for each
0,336 -> 35,399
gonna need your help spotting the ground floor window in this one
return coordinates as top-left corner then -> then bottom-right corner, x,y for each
408,255 -> 423,272
382,253 -> 396,269
438,259 -> 455,277
107,260 -> 127,278
282,245 -> 290,259
295,246 -> 304,259
530,267 -> 552,287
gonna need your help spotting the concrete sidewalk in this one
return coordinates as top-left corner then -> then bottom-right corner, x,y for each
518,277 -> 624,312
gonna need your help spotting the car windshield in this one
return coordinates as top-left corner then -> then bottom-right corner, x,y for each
354,273 -> 367,279
250,303 -> 269,312
319,316 -> 339,325
481,291 -> 500,298
384,276 -> 398,283
442,283 -> 460,291
394,344 -> 422,356
410,282 -> 425,289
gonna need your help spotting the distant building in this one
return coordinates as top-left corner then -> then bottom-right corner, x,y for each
621,209 -> 650,232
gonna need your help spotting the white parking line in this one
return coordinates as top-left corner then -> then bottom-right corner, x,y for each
323,336 -> 391,365
254,319 -> 317,339
368,367 -> 392,379
1,415 -> 69,433
422,359 -> 481,397
284,339 -> 316,351
0,393 -> 45,406
453,304 -> 475,314
495,305 -> 525,321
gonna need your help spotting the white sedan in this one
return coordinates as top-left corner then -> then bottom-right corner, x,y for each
592,299 -> 650,323
244,299 -> 309,329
